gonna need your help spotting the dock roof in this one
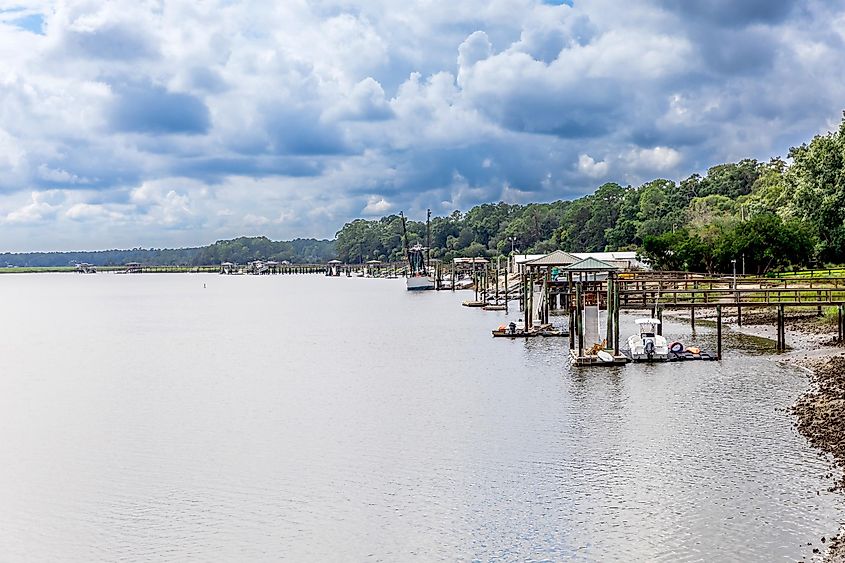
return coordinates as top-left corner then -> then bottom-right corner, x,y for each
563,257 -> 619,271
453,257 -> 489,264
524,250 -> 580,267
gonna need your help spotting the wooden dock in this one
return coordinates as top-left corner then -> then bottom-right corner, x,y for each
569,350 -> 628,366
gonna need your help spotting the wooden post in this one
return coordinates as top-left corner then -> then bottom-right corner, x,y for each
737,305 -> 742,327
690,306 -> 696,334
657,306 -> 663,336
504,267 -> 509,313
778,304 -> 786,351
839,305 -> 844,342
569,307 -> 575,351
613,281 -> 620,356
542,273 -> 549,324
838,304 -> 844,341
716,305 -> 722,360
522,268 -> 531,330
576,282 -> 584,356
530,269 -> 536,327
495,263 -> 500,305
606,277 -> 613,349
520,267 -> 525,313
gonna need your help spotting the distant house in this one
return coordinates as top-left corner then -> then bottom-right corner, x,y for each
513,250 -> 648,272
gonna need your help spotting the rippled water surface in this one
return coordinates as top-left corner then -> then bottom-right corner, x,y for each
0,274 -> 841,561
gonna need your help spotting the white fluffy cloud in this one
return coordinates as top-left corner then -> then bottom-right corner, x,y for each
0,0 -> 844,250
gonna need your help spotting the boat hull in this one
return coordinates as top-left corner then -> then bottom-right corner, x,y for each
406,276 -> 435,291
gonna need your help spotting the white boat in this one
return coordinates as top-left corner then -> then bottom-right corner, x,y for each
400,211 -> 436,291
406,274 -> 435,291
625,318 -> 669,361
455,277 -> 474,290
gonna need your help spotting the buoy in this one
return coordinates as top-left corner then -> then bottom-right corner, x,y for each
687,346 -> 701,354
669,341 -> 684,353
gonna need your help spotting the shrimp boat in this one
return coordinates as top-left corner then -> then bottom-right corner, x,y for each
625,318 -> 669,362
400,210 -> 435,291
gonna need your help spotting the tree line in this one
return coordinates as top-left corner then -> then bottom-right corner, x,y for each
0,238 -> 335,268
336,114 -> 845,274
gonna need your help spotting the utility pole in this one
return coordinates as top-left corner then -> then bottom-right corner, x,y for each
732,259 -> 737,289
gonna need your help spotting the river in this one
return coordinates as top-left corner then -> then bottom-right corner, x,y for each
0,274 -> 840,561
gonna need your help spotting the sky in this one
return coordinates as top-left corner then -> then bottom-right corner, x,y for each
0,0 -> 844,251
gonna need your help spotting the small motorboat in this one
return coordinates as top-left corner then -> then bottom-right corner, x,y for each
492,321 -> 536,338
625,318 -> 669,362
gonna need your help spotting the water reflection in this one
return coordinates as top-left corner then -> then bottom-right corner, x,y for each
0,274 -> 839,562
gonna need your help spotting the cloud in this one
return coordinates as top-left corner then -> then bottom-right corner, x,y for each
0,0 -> 843,251
657,0 -> 794,27
4,191 -> 63,224
578,154 -> 608,178
362,195 -> 393,215
323,77 -> 394,121
625,146 -> 682,171
108,82 -> 211,135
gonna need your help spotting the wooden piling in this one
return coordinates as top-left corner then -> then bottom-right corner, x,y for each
495,264 -> 500,305
690,306 -> 696,334
656,306 -> 663,336
716,305 -> 722,360
605,277 -> 614,349
576,282 -> 584,357
613,281 -> 620,356
839,304 -> 844,341
504,267 -> 509,313
838,304 -> 844,341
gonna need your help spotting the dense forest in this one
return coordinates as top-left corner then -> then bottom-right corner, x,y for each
4,114 -> 844,273
336,114 -> 845,274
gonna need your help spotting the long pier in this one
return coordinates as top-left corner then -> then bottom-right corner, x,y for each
458,262 -> 845,362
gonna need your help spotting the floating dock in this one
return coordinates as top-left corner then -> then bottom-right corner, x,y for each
570,350 -> 629,366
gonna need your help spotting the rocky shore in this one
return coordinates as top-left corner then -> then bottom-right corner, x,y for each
791,355 -> 845,562
667,308 -> 845,561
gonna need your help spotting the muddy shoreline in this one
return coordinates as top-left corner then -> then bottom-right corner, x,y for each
666,308 -> 845,561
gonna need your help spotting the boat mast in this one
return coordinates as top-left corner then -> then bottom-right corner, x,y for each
399,212 -> 413,272
426,208 -> 431,271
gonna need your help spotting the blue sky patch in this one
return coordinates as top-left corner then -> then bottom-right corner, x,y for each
10,13 -> 44,34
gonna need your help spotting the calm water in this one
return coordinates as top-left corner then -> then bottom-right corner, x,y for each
0,274 -> 841,561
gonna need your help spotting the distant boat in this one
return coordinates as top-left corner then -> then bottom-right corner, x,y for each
400,211 -> 435,291
625,318 -> 669,361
